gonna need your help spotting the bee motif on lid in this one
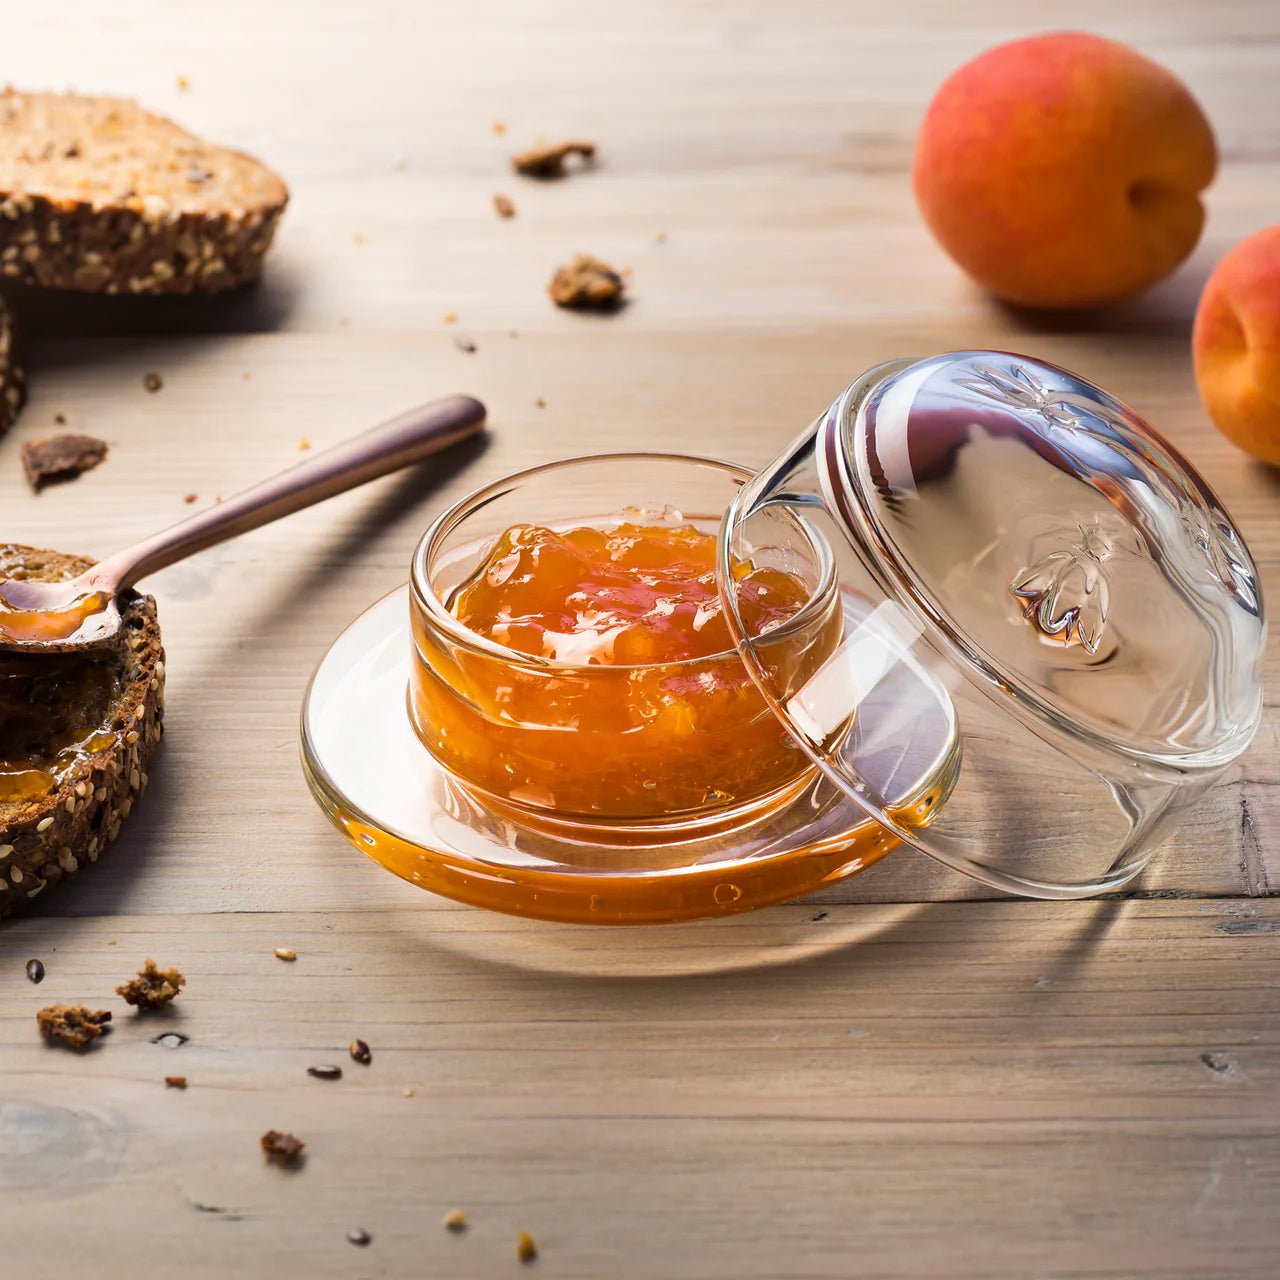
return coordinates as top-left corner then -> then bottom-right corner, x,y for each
1011,520 -> 1112,654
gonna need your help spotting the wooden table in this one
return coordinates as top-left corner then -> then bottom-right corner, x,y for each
2,3 -> 1278,1276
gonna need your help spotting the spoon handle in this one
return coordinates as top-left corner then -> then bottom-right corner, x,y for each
95,395 -> 486,591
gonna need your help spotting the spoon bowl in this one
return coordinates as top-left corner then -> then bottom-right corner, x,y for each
0,569 -> 122,651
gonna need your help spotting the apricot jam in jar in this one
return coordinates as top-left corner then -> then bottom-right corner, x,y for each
409,457 -> 841,833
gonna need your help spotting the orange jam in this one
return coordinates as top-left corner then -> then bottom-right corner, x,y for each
0,586 -> 110,646
410,522 -> 836,821
0,651 -> 120,804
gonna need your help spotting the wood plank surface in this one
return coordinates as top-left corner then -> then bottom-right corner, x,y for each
1,2 -> 1278,1276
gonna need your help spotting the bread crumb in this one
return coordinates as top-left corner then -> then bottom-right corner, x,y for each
492,121 -> 507,135
392,156 -> 408,171
346,1228 -> 372,1247
349,1038 -> 372,1065
165,1075 -> 187,1088
274,947 -> 297,961
455,335 -> 477,354
403,1088 -> 415,1098
493,193 -> 516,219
260,1129 -> 305,1166
37,1004 -> 112,1050
108,939 -> 116,946
299,437 -> 310,450
242,371 -> 252,381
53,412 -> 66,424
442,311 -> 457,324
512,139 -> 595,178
144,372 -> 163,393
549,255 -> 625,310
656,230 -> 667,243
176,75 -> 190,91
116,958 -> 185,1010
21,434 -> 109,490
517,1231 -> 538,1263
353,233 -> 366,246
535,397 -> 546,409
443,1209 -> 468,1232
183,493 -> 198,504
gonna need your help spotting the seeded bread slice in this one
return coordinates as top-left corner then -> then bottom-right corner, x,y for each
0,545 -> 164,916
0,297 -> 26,436
0,91 -> 287,295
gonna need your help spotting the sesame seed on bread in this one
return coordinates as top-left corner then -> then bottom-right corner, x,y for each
0,545 -> 164,916
0,91 -> 287,296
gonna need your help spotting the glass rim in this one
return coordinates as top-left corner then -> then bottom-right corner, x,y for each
409,451 -> 838,675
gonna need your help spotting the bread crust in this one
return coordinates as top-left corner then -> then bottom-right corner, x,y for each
0,545 -> 164,916
0,91 -> 287,296
0,298 -> 26,437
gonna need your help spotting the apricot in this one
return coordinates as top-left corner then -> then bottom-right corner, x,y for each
1193,224 -> 1280,465
913,32 -> 1217,308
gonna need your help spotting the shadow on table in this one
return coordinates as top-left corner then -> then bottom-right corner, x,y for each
1,260 -> 303,341
377,863 -> 1130,987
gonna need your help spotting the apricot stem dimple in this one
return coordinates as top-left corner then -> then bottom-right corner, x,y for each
1126,178 -> 1159,209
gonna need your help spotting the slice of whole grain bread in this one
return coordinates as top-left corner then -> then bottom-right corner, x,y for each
0,545 -> 164,916
0,91 -> 287,295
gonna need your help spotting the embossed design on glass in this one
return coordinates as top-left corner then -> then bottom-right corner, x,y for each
954,355 -> 1259,611
1010,520 -> 1112,653
955,360 -> 1086,432
1176,495 -> 1258,611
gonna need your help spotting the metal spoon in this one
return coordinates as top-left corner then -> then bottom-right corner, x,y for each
0,394 -> 486,654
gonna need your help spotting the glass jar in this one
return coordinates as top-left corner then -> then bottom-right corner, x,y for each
409,456 -> 835,836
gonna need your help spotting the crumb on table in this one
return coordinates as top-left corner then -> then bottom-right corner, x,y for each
21,434 -> 108,490
548,255 -> 626,310
493,193 -> 516,218
261,1129 -> 306,1165
37,1004 -> 112,1050
116,958 -> 185,1010
512,139 -> 595,178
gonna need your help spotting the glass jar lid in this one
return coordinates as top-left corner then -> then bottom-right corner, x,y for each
720,351 -> 1266,898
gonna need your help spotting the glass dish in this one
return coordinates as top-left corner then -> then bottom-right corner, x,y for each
302,350 -> 1265,921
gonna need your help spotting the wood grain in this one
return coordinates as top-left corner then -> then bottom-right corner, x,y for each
3,899 -> 1280,1279
1,1 -> 1278,1275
